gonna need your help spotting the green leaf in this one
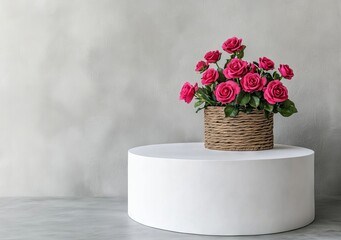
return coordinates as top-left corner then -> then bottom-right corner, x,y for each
253,61 -> 259,67
283,99 -> 297,109
217,69 -> 226,83
236,50 -> 244,59
249,95 -> 260,108
278,99 -> 298,117
196,106 -> 206,113
194,101 -> 204,108
239,92 -> 251,106
263,72 -> 273,81
245,106 -> 253,114
273,104 -> 279,113
264,102 -> 274,112
196,87 -> 215,105
236,91 -> 245,104
264,110 -> 271,119
255,91 -> 263,98
272,71 -> 281,80
224,105 -> 239,117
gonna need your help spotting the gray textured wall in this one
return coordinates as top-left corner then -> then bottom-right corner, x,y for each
0,0 -> 340,197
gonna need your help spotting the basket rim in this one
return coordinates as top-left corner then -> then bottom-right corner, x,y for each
204,106 -> 270,115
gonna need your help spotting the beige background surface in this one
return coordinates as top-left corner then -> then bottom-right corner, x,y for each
0,0 -> 340,196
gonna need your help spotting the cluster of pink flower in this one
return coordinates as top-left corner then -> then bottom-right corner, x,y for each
179,37 -> 297,117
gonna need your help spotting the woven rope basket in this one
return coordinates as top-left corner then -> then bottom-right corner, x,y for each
204,106 -> 273,151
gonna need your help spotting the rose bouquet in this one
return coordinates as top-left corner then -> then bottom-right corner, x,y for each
179,37 -> 297,118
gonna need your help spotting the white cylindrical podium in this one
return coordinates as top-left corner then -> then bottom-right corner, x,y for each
128,143 -> 314,236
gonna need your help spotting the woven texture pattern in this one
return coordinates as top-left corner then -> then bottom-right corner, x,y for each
204,106 -> 273,151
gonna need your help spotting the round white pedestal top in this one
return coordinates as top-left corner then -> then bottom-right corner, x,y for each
129,143 -> 313,161
128,143 -> 315,236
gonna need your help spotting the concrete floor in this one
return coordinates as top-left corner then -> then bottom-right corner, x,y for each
0,196 -> 340,240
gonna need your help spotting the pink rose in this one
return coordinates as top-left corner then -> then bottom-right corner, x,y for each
222,37 -> 244,54
195,60 -> 208,72
204,50 -> 221,63
223,58 -> 248,79
240,73 -> 266,92
201,68 -> 219,85
259,57 -> 275,70
179,82 -> 198,104
214,81 -> 241,104
263,80 -> 288,104
278,64 -> 294,80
